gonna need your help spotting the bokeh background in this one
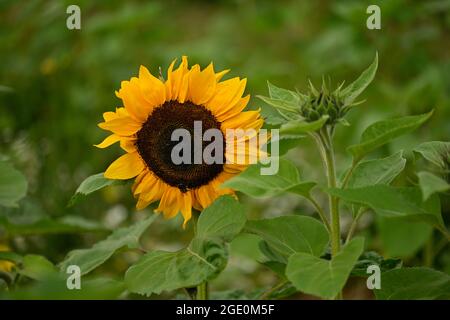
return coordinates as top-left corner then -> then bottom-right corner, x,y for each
1,0 -> 449,299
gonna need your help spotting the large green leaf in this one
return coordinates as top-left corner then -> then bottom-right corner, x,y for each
9,275 -> 125,300
268,136 -> 305,156
414,141 -> 450,169
0,161 -> 28,207
346,151 -> 406,188
59,214 -> 157,275
377,216 -> 432,258
69,172 -> 124,206
196,196 -> 246,242
347,111 -> 433,161
417,171 -> 449,201
245,216 -> 329,261
341,53 -> 378,105
327,186 -> 444,228
351,251 -> 401,277
222,158 -> 315,198
0,215 -> 105,236
125,239 -> 227,295
125,196 -> 246,296
375,267 -> 450,300
286,237 -> 364,299
19,255 -> 57,280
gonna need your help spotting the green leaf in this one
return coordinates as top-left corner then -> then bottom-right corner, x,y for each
0,215 -> 105,236
69,172 -> 123,206
196,196 -> 246,242
346,151 -> 406,188
327,185 -> 444,228
19,255 -> 57,280
59,214 -> 157,275
9,275 -> 125,300
125,240 -> 227,295
351,251 -> 401,277
222,158 -> 315,198
414,141 -> 450,169
417,171 -> 449,200
267,81 -> 304,105
286,237 -> 364,299
257,82 -> 305,125
125,196 -> 246,296
0,161 -> 28,207
257,95 -> 298,113
0,251 -> 23,264
375,267 -> 450,300
279,116 -> 329,136
245,216 -> 329,261
377,216 -> 432,258
267,136 -> 305,156
341,53 -> 378,105
260,104 -> 290,125
347,111 -> 433,161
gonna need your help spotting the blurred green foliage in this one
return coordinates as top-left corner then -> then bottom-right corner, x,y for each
0,0 -> 449,298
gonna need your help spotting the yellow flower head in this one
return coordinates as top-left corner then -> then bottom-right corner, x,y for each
0,244 -> 14,272
97,57 -> 264,226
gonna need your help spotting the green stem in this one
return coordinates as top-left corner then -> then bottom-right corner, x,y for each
345,207 -> 366,244
424,234 -> 433,267
191,212 -> 209,300
340,159 -> 358,189
196,282 -> 208,300
259,280 -> 288,300
311,128 -> 344,299
306,196 -> 331,233
320,128 -> 341,257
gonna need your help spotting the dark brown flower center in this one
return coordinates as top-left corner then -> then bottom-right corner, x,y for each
136,100 -> 225,192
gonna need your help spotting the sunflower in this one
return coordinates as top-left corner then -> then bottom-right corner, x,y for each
0,244 -> 14,272
96,57 -> 265,226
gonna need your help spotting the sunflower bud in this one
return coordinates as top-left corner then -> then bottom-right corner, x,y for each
299,80 -> 349,125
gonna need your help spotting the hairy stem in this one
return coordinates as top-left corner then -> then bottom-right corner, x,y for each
340,159 -> 358,189
196,282 -> 208,300
191,212 -> 209,300
313,127 -> 342,300
320,128 -> 341,257
259,280 -> 289,300
306,196 -> 331,233
345,207 -> 366,244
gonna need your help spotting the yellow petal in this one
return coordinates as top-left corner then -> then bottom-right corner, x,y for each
188,63 -> 216,105
164,59 -> 176,99
120,137 -> 137,153
180,192 -> 193,228
139,65 -> 166,108
103,111 -> 117,122
94,134 -> 120,149
98,116 -> 142,136
195,185 -> 216,209
117,79 -> 150,123
104,152 -> 145,180
215,69 -> 230,81
221,110 -> 263,131
156,188 -> 179,219
216,95 -> 250,122
177,68 -> 191,103
167,56 -> 189,101
132,170 -> 149,194
205,78 -> 246,118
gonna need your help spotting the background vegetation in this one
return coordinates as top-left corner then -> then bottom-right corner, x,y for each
0,0 -> 449,299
